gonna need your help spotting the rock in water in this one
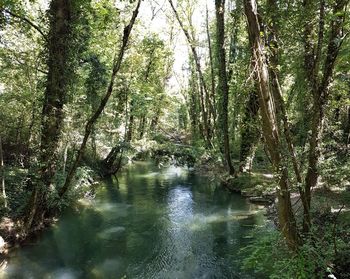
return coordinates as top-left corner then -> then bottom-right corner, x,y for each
248,196 -> 274,205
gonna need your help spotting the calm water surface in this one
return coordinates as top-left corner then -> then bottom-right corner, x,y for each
3,162 -> 266,278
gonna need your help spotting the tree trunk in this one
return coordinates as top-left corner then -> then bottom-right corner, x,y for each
188,57 -> 201,141
244,0 -> 299,250
0,137 -> 7,208
215,0 -> 235,175
206,6 -> 217,126
113,43 -> 156,145
101,89 -> 130,177
346,105 -> 350,149
150,108 -> 161,131
303,0 -> 347,232
126,101 -> 135,143
239,91 -> 260,172
266,0 -> 308,221
138,115 -> 146,140
25,0 -> 74,231
168,0 -> 212,147
26,100 -> 37,159
101,144 -> 124,177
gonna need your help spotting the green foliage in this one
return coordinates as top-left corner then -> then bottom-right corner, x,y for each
0,166 -> 28,217
243,229 -> 320,278
242,213 -> 350,279
51,166 -> 96,210
150,142 -> 199,167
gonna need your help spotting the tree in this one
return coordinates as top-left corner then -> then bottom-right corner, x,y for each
168,0 -> 212,147
215,0 -> 235,175
25,0 -> 79,231
244,0 -> 299,249
239,91 -> 260,172
302,0 -> 348,232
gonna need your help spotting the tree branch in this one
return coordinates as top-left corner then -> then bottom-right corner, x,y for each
1,9 -> 48,41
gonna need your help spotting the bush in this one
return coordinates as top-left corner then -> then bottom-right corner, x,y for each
241,220 -> 349,279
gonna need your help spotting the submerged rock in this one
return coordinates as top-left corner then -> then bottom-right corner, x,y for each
91,258 -> 124,278
248,196 -> 274,205
97,227 -> 126,240
241,190 -> 256,197
50,268 -> 81,279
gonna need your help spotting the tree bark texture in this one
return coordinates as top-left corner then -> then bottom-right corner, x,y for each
215,0 -> 235,175
265,0 -> 308,224
239,91 -> 260,172
0,137 -> 7,208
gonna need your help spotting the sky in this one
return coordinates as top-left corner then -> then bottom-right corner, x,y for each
137,0 -> 215,93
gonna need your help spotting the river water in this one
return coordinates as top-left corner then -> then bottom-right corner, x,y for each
2,162 -> 266,278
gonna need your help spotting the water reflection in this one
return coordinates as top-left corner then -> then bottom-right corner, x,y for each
2,162 -> 266,279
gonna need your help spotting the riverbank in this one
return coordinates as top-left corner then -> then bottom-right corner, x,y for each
193,154 -> 276,203
193,156 -> 350,278
0,165 -> 99,261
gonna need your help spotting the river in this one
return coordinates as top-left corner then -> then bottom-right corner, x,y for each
2,162 -> 266,278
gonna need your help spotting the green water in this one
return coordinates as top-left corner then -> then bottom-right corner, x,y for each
3,162 -> 266,278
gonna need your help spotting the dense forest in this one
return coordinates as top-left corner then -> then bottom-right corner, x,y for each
0,0 -> 349,278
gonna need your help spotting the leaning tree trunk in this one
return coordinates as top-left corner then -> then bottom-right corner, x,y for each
138,116 -> 146,140
25,0 -> 74,231
244,0 -> 299,250
188,57 -> 201,141
345,105 -> 350,149
101,88 -> 130,177
126,100 -> 135,143
58,0 -> 142,198
168,0 -> 212,147
303,0 -> 347,232
215,0 -> 235,175
265,0 -> 310,228
267,0 -> 303,182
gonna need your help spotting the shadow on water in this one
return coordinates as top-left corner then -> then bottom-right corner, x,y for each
2,161 -> 267,279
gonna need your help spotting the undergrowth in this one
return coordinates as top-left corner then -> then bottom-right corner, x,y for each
241,210 -> 350,279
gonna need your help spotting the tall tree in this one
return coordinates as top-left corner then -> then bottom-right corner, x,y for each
215,0 -> 235,175
244,0 -> 299,249
239,91 -> 260,172
168,0 -> 212,147
265,0 -> 307,220
303,0 -> 348,232
206,5 -> 217,125
25,0 -> 76,231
